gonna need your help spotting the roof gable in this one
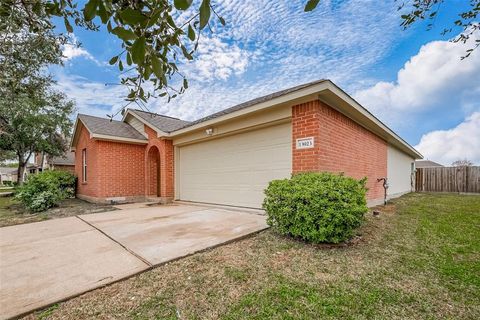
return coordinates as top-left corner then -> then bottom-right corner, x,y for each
125,109 -> 190,134
78,114 -> 147,140
71,114 -> 147,149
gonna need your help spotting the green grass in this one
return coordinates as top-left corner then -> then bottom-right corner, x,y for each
0,196 -> 49,227
223,193 -> 480,319
33,193 -> 480,320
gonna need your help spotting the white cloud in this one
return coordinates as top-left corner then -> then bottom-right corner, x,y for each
415,112 -> 480,165
185,37 -> 253,81
354,33 -> 480,125
62,34 -> 101,65
54,72 -> 126,117
55,1 -> 410,123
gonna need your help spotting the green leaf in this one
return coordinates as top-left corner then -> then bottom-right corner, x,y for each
151,55 -> 163,79
143,65 -> 152,80
83,0 -> 98,21
180,45 -> 193,60
219,16 -> 226,26
126,52 -> 132,65
64,17 -> 73,33
131,36 -> 146,65
119,60 -> 124,71
187,24 -> 195,41
111,27 -> 137,41
304,0 -> 320,12
183,78 -> 188,89
120,8 -> 146,26
147,10 -> 162,28
174,0 -> 193,11
109,55 -> 118,65
199,0 -> 211,29
97,1 -> 109,23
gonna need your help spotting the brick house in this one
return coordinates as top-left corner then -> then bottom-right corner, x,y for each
71,80 -> 422,207
34,151 -> 75,174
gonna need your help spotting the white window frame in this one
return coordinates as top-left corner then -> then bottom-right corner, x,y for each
82,149 -> 87,182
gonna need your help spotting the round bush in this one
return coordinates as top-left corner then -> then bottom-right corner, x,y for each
263,172 -> 368,244
15,170 -> 76,212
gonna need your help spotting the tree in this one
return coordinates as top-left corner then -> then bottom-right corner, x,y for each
0,81 -> 74,184
451,159 -> 474,167
0,150 -> 15,163
1,2 -> 75,183
1,0 -> 226,109
0,77 -> 75,183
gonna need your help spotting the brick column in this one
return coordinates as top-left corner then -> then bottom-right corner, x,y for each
144,125 -> 174,201
292,100 -> 322,173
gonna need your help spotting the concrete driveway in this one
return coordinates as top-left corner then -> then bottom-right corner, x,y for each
0,204 -> 267,319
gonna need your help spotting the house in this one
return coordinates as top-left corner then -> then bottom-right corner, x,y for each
70,80 -> 422,208
0,167 -> 17,185
34,151 -> 75,174
415,160 -> 443,168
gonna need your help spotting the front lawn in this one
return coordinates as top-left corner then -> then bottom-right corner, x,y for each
0,197 -> 118,227
27,193 -> 480,319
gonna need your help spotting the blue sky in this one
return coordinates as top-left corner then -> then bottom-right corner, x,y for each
52,0 -> 479,165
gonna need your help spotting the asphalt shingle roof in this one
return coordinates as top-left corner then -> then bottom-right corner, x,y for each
0,167 -> 17,174
78,114 -> 147,141
51,151 -> 75,165
130,110 -> 190,133
175,79 -> 327,130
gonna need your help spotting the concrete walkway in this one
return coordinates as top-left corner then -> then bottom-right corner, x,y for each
0,204 -> 267,319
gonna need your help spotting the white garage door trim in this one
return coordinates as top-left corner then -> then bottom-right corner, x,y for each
176,121 -> 292,208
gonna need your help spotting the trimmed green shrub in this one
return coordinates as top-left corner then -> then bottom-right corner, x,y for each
15,170 -> 76,212
263,172 -> 368,244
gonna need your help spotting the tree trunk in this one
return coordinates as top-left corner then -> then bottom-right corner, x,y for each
17,155 -> 26,185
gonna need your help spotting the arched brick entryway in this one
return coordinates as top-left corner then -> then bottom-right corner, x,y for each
147,146 -> 160,196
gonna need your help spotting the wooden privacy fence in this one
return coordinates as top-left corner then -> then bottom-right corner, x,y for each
415,166 -> 480,193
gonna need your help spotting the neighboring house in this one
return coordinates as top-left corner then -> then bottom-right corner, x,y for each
0,167 -> 17,185
415,160 -> 444,168
71,80 -> 422,207
34,151 -> 75,174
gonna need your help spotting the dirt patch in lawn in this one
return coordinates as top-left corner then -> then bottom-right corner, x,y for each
0,197 -> 117,227
23,193 -> 480,319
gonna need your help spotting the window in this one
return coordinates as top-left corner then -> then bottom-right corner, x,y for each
82,149 -> 87,182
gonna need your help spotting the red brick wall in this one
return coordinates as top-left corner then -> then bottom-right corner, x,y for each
144,125 -> 174,198
75,122 -> 146,199
74,120 -> 175,201
95,140 -> 145,197
74,122 -> 100,197
292,100 -> 387,200
147,146 -> 159,196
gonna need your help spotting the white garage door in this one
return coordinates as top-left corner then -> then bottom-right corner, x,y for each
177,122 -> 292,208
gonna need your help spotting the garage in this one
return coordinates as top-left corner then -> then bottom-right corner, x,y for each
176,121 -> 292,208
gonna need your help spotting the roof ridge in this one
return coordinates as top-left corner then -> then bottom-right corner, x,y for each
78,113 -> 124,123
132,109 -> 188,122
173,79 -> 327,131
